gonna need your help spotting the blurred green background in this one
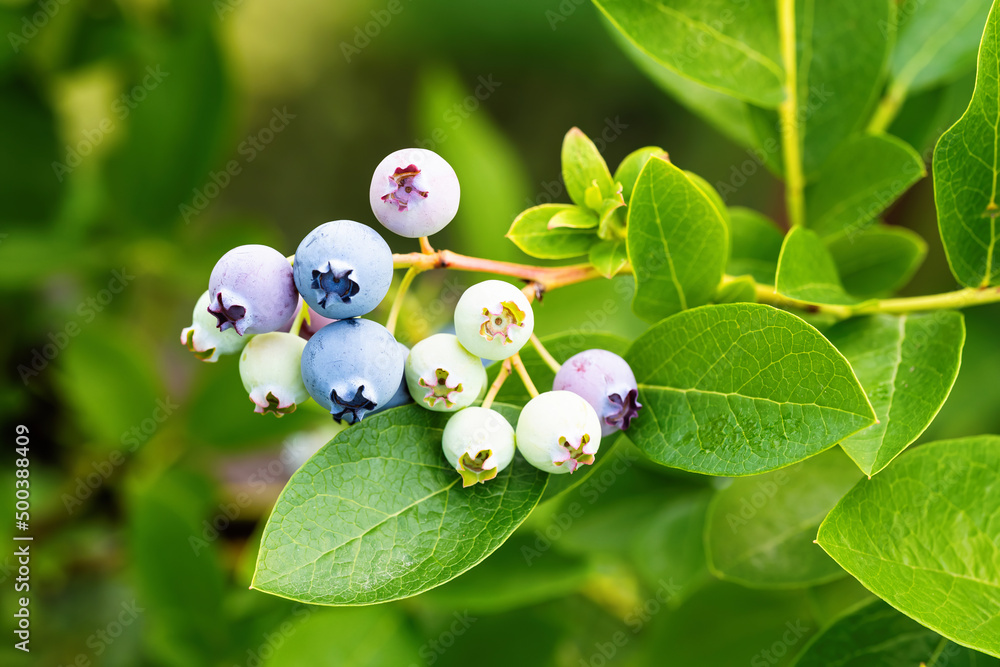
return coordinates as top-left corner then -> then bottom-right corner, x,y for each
1,0 -> 998,665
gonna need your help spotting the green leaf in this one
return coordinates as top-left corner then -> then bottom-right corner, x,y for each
891,0 -> 993,95
827,226 -> 927,299
790,598 -> 1000,667
685,170 -> 730,224
592,0 -> 784,107
776,228 -> 858,306
828,313 -> 965,476
633,582 -> 818,666
418,533 -> 592,613
626,156 -> 729,322
805,134 -> 926,238
601,25 -> 760,147
889,72 -> 976,154
727,207 -> 784,284
589,238 -> 629,278
933,1 -> 1000,287
788,0 -> 896,177
548,206 -> 600,230
506,204 -> 598,259
818,436 -> 1000,657
705,449 -> 862,589
251,404 -> 547,605
262,608 -> 421,667
714,276 -> 757,304
631,490 -> 714,603
625,303 -> 876,476
562,127 -> 616,207
614,146 -> 668,203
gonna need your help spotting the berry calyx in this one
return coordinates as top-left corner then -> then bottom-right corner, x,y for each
382,164 -> 429,211
442,407 -> 516,487
330,386 -> 377,423
311,265 -> 360,307
419,368 -> 463,408
405,334 -> 486,413
181,290 -> 252,362
454,280 -> 535,360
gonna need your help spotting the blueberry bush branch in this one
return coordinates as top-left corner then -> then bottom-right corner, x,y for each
778,0 -> 805,229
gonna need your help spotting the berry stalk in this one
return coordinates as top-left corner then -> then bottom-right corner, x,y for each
481,358 -> 512,410
530,334 -> 562,374
394,247 -> 1000,321
511,353 -> 539,398
385,266 -> 423,337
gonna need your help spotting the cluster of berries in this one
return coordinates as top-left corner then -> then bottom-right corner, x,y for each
181,148 -> 641,486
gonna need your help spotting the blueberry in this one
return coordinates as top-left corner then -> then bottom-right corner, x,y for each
181,290 -> 252,362
453,280 -> 534,360
405,334 -> 486,412
208,245 -> 299,336
553,349 -> 642,436
442,407 -> 516,487
370,342 -> 414,414
369,148 -> 460,237
516,391 -> 602,474
300,318 -> 403,424
239,332 -> 309,416
293,220 -> 393,320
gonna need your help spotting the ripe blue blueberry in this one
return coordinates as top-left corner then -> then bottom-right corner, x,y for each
453,280 -> 534,360
208,245 -> 299,336
293,220 -> 393,320
516,391 -> 602,474
239,332 -> 309,416
369,148 -> 460,237
442,407 -> 516,487
370,342 -> 414,415
300,318 -> 403,424
553,349 -> 642,436
181,290 -> 252,362
405,333 -> 486,412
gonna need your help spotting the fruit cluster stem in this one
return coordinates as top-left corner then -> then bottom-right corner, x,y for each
393,250 -> 603,297
289,299 -> 310,337
511,353 -> 539,398
393,250 -> 1000,324
481,359 -> 511,410
531,334 -> 562,374
385,265 -> 423,337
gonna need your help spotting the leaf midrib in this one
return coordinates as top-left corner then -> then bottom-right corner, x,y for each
637,383 -> 873,419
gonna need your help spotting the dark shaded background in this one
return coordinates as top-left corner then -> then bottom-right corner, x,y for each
1,0 -> 997,665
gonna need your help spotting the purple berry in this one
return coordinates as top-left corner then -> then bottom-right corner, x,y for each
207,245 -> 298,336
552,349 -> 642,436
369,148 -> 460,237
